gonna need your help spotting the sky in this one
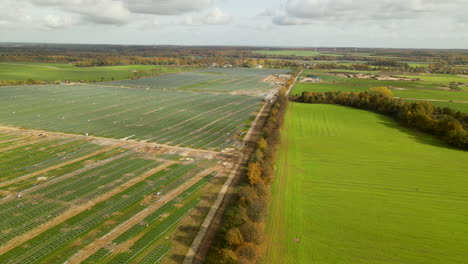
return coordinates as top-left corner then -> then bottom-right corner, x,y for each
0,0 -> 467,49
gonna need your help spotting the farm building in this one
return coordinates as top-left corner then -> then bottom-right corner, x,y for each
300,76 -> 321,83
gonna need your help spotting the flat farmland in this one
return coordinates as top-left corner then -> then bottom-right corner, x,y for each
0,62 -> 193,83
102,68 -> 289,95
265,103 -> 468,264
0,129 -> 228,264
0,84 -> 261,150
252,50 -> 322,56
0,66 -> 281,263
293,82 -> 468,102
293,70 -> 468,112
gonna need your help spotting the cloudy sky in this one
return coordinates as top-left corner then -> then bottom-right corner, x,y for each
1,0 -> 467,48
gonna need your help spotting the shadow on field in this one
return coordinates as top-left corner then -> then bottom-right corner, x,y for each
376,115 -> 457,150
171,254 -> 186,262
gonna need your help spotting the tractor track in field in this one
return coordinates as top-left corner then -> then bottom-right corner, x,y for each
66,166 -> 222,264
263,102 -> 293,262
0,161 -> 177,255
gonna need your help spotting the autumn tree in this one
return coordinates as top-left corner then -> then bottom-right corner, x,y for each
225,228 -> 244,247
247,162 -> 262,185
257,137 -> 267,152
236,242 -> 261,261
370,86 -> 393,98
240,221 -> 264,244
218,249 -> 238,264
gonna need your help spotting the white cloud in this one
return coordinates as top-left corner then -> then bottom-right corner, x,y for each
178,8 -> 232,26
138,18 -> 162,30
202,8 -> 231,25
257,8 -> 277,17
272,16 -> 311,26
43,14 -> 76,29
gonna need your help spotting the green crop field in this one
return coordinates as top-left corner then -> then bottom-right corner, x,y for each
102,68 -> 288,94
264,103 -> 468,264
293,82 -> 468,103
0,84 -> 261,150
0,62 -> 193,83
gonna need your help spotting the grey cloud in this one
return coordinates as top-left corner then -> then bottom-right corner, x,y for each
123,0 -> 214,15
278,0 -> 467,25
31,0 -> 132,25
29,0 -> 216,25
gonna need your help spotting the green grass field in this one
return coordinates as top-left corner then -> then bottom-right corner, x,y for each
264,103 -> 468,264
0,62 -> 192,82
293,70 -> 468,113
420,101 -> 468,113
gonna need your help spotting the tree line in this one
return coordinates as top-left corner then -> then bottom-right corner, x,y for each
205,72 -> 299,264
291,87 -> 468,150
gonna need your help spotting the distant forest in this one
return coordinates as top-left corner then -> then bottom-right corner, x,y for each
1,43 -> 467,73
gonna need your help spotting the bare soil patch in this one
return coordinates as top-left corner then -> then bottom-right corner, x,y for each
334,72 -> 423,82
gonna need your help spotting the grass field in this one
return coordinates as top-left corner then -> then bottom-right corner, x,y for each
419,101 -> 468,113
293,70 -> 468,113
293,83 -> 468,102
264,103 -> 468,264
0,62 -> 193,82
0,84 -> 261,150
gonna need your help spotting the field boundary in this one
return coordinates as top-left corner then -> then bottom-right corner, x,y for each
0,125 -> 225,158
183,101 -> 272,264
185,71 -> 301,264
